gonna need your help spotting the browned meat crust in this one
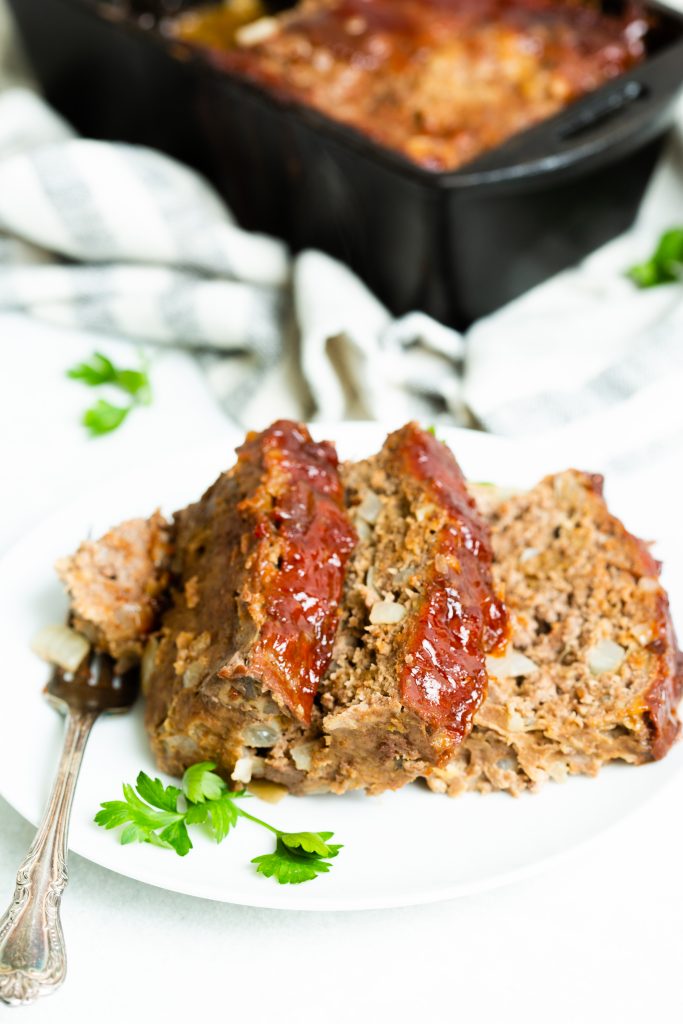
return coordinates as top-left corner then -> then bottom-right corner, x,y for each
429,471 -> 682,795
182,0 -> 649,171
143,420 -> 356,781
55,511 -> 171,669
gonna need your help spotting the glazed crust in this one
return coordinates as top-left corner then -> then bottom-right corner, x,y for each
283,422 -> 507,794
143,420 -> 356,780
192,0 -> 649,171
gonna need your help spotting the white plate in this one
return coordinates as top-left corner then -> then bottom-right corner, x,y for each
0,423 -> 681,912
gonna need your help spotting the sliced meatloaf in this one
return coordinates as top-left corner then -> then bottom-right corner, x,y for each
55,425 -> 682,799
56,511 -> 172,669
143,420 -> 357,781
266,422 -> 508,794
429,470 -> 683,796
140,421 -> 507,795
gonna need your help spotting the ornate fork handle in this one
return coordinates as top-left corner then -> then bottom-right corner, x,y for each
0,708 -> 99,1006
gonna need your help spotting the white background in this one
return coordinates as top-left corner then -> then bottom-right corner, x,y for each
1,312 -> 683,1022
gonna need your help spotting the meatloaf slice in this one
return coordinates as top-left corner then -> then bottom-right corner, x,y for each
55,511 -> 172,669
263,422 -> 508,795
429,470 -> 683,796
143,420 -> 357,780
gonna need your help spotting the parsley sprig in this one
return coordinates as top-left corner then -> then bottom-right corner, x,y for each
67,350 -> 152,436
95,761 -> 342,885
627,227 -> 683,288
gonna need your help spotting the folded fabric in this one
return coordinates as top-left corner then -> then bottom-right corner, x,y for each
464,114 -> 683,438
0,86 -> 467,427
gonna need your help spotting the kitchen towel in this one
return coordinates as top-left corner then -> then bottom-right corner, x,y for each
0,84 -> 470,426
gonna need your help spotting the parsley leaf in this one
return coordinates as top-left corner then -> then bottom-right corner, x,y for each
135,772 -> 181,813
158,820 -> 193,857
96,763 -> 343,883
82,399 -> 130,437
183,761 -> 227,804
252,836 -> 339,885
206,796 -> 241,843
184,794 -> 241,843
94,775 -> 187,855
279,831 -> 341,858
67,351 -> 117,387
627,228 -> 683,288
67,350 -> 152,436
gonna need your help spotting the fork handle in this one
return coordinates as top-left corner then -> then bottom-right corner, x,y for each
0,708 -> 99,1006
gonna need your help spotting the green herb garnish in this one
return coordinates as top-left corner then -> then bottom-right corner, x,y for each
95,761 -> 342,885
67,350 -> 152,437
81,399 -> 131,437
627,228 -> 683,288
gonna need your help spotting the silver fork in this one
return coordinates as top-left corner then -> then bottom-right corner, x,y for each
0,653 -> 138,1006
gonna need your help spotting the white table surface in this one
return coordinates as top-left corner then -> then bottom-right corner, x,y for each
1,312 -> 682,1022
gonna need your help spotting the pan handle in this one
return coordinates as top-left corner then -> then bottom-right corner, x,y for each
456,44 -> 683,185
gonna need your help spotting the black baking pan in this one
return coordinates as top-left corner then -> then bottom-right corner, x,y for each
8,0 -> 683,328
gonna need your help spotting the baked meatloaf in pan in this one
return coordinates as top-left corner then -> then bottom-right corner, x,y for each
8,0 -> 683,326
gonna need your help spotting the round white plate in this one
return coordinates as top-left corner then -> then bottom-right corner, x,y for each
0,423 -> 681,912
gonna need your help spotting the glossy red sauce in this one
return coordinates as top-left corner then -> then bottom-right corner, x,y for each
396,424 -> 508,744
269,0 -> 644,66
235,421 -> 356,723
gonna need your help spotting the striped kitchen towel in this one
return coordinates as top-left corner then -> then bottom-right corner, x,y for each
0,86 -> 466,426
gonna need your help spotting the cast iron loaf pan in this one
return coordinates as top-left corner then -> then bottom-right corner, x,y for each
9,0 -> 683,327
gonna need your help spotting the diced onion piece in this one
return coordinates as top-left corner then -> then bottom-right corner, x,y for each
369,601 -> 406,625
357,490 -> 382,524
141,636 -> 159,694
506,710 -> 527,733
468,483 -> 520,503
415,502 -> 438,523
587,640 -> 626,675
291,741 -> 316,772
231,756 -> 263,784
391,564 -> 416,586
31,624 -> 90,673
638,576 -> 659,593
243,723 -> 282,748
235,16 -> 277,46
355,520 -> 372,542
182,661 -> 205,690
548,762 -> 569,784
486,650 -> 538,678
631,623 -> 654,646
520,547 -> 539,563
